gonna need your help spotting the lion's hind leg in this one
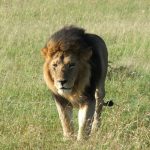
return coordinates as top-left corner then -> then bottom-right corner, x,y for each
91,84 -> 105,133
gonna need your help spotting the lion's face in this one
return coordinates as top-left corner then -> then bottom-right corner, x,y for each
49,52 -> 79,95
42,27 -> 93,97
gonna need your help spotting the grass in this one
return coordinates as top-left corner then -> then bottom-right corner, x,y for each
0,0 -> 150,149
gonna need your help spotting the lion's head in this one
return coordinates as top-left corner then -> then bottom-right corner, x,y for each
41,26 -> 92,98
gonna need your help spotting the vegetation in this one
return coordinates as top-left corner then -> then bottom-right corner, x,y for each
0,0 -> 149,149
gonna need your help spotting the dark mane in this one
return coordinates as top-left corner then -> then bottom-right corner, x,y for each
49,26 -> 89,52
51,26 -> 85,41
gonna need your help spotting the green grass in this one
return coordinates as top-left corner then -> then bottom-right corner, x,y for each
0,0 -> 150,149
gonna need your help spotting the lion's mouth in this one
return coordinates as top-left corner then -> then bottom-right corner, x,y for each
60,87 -> 72,90
58,87 -> 73,95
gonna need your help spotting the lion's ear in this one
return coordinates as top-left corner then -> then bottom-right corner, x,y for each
41,47 -> 48,59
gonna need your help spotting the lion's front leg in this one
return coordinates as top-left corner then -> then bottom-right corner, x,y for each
54,95 -> 74,140
77,101 -> 95,140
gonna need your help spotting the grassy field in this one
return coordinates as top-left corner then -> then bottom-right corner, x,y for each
0,0 -> 150,149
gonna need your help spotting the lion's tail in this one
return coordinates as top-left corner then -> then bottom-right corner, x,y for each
103,100 -> 114,107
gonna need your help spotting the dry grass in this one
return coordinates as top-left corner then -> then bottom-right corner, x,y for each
0,0 -> 150,149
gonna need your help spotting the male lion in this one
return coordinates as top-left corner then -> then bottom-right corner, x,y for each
41,26 -> 113,140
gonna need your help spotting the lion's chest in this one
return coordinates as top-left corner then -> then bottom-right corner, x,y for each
62,94 -> 88,107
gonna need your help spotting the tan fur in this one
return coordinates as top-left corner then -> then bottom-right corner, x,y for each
42,40 -> 92,107
55,100 -> 74,139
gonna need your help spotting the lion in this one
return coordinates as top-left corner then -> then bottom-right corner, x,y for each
41,26 -> 113,140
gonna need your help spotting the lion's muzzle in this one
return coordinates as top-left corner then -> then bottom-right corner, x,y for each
58,79 -> 68,87
55,79 -> 73,95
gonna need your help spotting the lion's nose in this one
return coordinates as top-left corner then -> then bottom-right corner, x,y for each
58,80 -> 67,86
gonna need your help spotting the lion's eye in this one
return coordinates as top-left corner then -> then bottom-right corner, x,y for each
69,63 -> 76,69
52,64 -> 57,68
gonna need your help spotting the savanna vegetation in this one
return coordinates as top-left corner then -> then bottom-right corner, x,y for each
0,0 -> 149,149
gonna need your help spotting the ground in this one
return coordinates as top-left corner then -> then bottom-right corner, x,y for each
0,0 -> 150,149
